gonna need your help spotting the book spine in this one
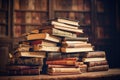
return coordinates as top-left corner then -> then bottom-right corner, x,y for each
48,68 -> 81,73
82,57 -> 106,62
51,21 -> 78,29
8,69 -> 41,75
47,65 -> 76,68
85,60 -> 108,67
46,60 -> 76,66
42,28 -> 77,38
8,58 -> 43,66
85,51 -> 106,58
87,65 -> 109,72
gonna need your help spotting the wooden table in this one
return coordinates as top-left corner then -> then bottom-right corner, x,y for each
0,69 -> 120,80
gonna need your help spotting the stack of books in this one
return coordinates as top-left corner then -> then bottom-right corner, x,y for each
7,41 -> 46,75
38,18 -> 94,75
80,51 -> 109,72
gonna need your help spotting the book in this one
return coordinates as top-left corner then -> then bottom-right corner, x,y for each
6,65 -> 41,71
8,57 -> 43,66
48,67 -> 81,75
8,68 -> 41,75
63,37 -> 89,41
27,33 -> 61,43
51,21 -> 78,29
87,65 -> 109,72
31,40 -> 57,47
62,43 -> 92,48
57,18 -> 80,26
61,47 -> 94,53
79,51 -> 106,58
40,25 -> 83,33
33,46 -> 60,52
47,64 -> 77,68
14,51 -> 46,58
46,52 -> 63,60
85,60 -> 108,67
46,60 -> 77,66
62,40 -> 87,44
41,28 -> 77,38
82,57 -> 106,62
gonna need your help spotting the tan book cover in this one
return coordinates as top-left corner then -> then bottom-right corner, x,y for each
51,21 -> 78,29
48,67 -> 81,74
27,33 -> 61,43
33,46 -> 60,52
61,47 -> 94,53
15,51 -> 46,58
82,57 -> 106,62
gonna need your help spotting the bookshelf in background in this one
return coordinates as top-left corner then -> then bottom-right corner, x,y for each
12,0 -> 49,38
49,0 -> 92,43
0,0 -> 11,37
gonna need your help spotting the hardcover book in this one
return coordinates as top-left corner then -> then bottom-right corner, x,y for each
27,33 -> 61,43
61,47 -> 94,53
41,28 -> 77,38
87,65 -> 109,72
14,51 -> 46,58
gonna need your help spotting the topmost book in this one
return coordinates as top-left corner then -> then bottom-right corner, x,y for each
57,18 -> 80,26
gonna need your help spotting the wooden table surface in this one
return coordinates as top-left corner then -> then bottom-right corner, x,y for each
0,69 -> 120,80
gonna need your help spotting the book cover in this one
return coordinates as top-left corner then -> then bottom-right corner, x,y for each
41,28 -> 77,38
61,47 -> 94,53
82,57 -> 106,62
85,60 -> 108,67
87,65 -> 109,72
51,21 -> 78,29
27,33 -> 62,43
14,51 -> 46,58
48,67 -> 81,74
79,51 -> 106,58
46,60 -> 76,66
8,68 -> 41,75
31,40 -> 57,47
8,57 -> 43,66
33,46 -> 60,52
57,18 -> 80,26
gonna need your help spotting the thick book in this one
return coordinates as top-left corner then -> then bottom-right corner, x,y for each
62,40 -> 88,44
82,57 -> 106,62
51,21 -> 78,29
27,33 -> 61,43
8,57 -> 43,66
33,46 -> 60,52
53,25 -> 83,33
87,65 -> 109,72
47,64 -> 77,68
31,40 -> 57,47
40,25 -> 83,33
41,28 -> 77,38
6,65 -> 41,71
57,18 -> 80,26
79,51 -> 106,58
62,43 -> 92,48
14,51 -> 46,58
61,47 -> 94,53
81,51 -> 106,58
85,60 -> 108,67
46,60 -> 77,66
63,37 -> 89,41
8,69 -> 41,75
48,67 -> 81,75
